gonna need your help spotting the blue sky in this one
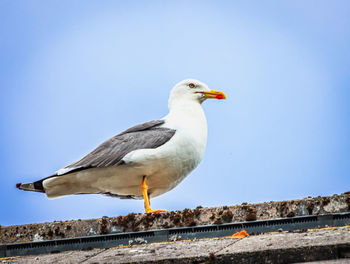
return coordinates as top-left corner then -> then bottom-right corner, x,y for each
1,0 -> 349,226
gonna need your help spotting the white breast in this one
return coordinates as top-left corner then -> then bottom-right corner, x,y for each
122,100 -> 208,197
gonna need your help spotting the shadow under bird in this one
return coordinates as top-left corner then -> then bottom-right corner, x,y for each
17,79 -> 226,213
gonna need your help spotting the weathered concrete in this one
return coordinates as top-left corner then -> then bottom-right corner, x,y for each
297,260 -> 350,264
1,192 -> 350,244
1,225 -> 350,263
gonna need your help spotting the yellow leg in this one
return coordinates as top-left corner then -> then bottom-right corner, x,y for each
141,176 -> 166,214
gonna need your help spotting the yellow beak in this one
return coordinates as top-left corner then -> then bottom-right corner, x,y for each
200,89 -> 226,100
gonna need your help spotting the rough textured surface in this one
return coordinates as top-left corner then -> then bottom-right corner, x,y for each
1,225 -> 350,263
297,260 -> 350,264
1,192 -> 350,244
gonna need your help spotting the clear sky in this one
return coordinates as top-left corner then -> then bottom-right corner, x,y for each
1,0 -> 349,226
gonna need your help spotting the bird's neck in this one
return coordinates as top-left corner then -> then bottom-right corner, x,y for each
165,99 -> 208,137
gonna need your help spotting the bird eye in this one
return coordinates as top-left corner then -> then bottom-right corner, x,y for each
189,83 -> 195,88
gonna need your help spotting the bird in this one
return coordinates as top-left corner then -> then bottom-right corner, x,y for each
16,79 -> 226,213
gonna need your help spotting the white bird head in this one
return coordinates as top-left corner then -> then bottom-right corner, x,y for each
168,79 -> 226,108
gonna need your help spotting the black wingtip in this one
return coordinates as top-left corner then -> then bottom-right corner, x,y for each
16,182 -> 45,193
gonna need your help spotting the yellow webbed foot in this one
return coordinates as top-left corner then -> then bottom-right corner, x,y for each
145,209 -> 166,214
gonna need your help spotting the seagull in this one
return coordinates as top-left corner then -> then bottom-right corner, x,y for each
17,79 -> 226,213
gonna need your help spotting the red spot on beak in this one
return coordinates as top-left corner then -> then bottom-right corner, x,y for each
216,94 -> 224,99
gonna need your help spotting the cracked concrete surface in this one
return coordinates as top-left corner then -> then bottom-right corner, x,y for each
1,226 -> 350,263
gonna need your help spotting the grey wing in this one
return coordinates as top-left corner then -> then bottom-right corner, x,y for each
58,120 -> 176,175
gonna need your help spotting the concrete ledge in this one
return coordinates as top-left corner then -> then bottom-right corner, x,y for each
1,193 -> 350,244
1,225 -> 350,263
